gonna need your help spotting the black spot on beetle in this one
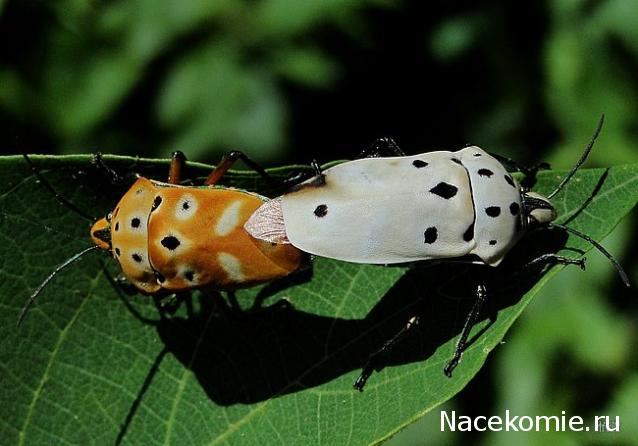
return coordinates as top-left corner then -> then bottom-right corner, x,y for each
423,226 -> 438,244
131,217 -> 141,228
429,182 -> 458,199
463,223 -> 474,242
182,201 -> 190,210
114,221 -> 119,231
473,153 -> 482,157
161,236 -> 181,250
114,247 -> 121,256
314,204 -> 328,217
154,271 -> 165,283
451,158 -> 463,166
151,195 -> 162,211
510,202 -> 520,215
184,270 -> 195,282
478,168 -> 494,177
485,206 -> 501,217
489,240 -> 497,245
132,253 -> 142,263
412,160 -> 428,168
504,175 -> 516,188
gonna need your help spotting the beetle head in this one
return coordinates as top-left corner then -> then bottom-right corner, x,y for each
522,191 -> 557,227
90,213 -> 112,251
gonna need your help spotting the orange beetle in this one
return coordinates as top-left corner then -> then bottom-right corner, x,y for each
19,151 -> 308,325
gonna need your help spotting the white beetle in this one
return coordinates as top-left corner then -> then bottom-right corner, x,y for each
246,146 -> 543,267
245,117 -> 628,390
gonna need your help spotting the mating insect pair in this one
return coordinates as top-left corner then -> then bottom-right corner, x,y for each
20,115 -> 629,391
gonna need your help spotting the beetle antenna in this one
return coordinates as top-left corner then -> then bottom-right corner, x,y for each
547,115 -> 604,199
17,245 -> 100,327
23,153 -> 96,222
550,223 -> 630,287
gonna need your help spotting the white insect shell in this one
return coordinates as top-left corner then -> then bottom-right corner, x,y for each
245,147 -> 524,267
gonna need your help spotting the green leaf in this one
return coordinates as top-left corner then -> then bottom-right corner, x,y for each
1,155 -> 636,445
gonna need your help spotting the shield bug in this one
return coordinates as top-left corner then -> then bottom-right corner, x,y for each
245,116 -> 630,390
18,151 -> 309,326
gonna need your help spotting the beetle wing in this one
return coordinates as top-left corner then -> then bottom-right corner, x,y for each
147,187 -> 305,290
280,152 -> 476,264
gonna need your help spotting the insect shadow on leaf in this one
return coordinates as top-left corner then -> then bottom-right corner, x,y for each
102,230 -> 563,425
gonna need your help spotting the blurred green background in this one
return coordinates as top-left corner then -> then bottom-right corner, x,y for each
1,0 -> 637,444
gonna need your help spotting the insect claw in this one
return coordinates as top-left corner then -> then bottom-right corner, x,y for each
443,358 -> 458,378
353,374 -> 368,392
578,257 -> 587,271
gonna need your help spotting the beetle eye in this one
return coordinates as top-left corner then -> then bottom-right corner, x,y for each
106,212 -> 113,222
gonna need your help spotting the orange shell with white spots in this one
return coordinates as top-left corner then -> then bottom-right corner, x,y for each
108,177 -> 306,293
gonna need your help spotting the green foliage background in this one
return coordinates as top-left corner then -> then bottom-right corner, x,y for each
1,0 -> 638,445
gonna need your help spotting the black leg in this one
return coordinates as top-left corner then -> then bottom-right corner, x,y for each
442,254 -> 586,378
111,274 -> 140,295
153,292 -> 191,316
204,151 -> 277,186
444,284 -> 487,377
358,137 -> 406,159
353,315 -> 421,391
523,253 -> 586,273
22,153 -> 96,222
204,150 -> 316,189
488,153 -> 550,191
91,152 -> 132,186
226,291 -> 242,312
310,159 -> 322,176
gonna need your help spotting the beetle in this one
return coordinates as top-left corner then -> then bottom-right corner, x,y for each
245,116 -> 630,390
17,151 -> 309,326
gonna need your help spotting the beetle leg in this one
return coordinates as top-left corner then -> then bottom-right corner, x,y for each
310,159 -> 322,176
523,253 -> 586,273
205,150 -> 319,189
204,151 -> 278,186
90,152 -> 138,186
153,293 -> 191,316
444,284 -> 487,378
357,137 -> 406,158
167,151 -> 187,184
354,315 -> 421,391
487,153 -> 550,191
111,274 -> 140,294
